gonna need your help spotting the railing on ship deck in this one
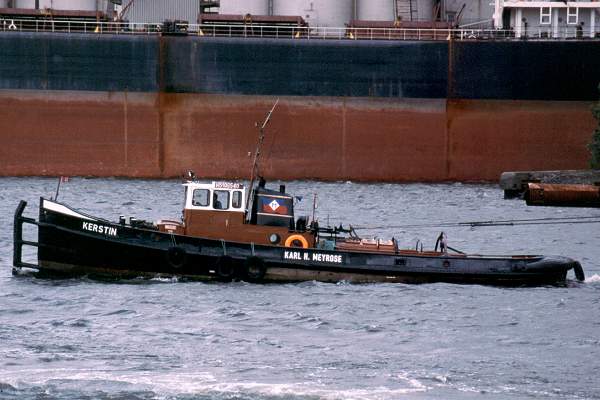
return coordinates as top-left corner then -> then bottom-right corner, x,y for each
1,18 -> 599,41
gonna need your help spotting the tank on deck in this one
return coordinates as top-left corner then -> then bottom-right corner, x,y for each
15,0 -> 99,10
417,0 -> 434,21
356,0 -> 395,21
219,0 -> 268,16
273,0 -> 353,28
124,0 -> 199,24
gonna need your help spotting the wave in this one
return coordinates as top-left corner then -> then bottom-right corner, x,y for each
585,274 -> 600,283
0,370 -> 428,400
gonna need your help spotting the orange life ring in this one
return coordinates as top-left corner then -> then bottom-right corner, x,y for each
284,234 -> 309,248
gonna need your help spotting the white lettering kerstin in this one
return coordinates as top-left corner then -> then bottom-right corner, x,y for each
82,221 -> 117,237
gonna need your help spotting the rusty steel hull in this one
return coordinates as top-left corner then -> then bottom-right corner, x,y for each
1,32 -> 599,181
0,90 -> 594,181
526,183 -> 600,207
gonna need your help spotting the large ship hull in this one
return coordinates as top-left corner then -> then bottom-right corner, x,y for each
1,33 -> 598,181
0,91 -> 592,181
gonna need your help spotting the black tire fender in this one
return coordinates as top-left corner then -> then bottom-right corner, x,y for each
166,246 -> 187,269
244,256 -> 266,282
215,256 -> 235,280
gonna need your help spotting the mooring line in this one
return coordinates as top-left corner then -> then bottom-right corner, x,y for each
354,215 -> 600,230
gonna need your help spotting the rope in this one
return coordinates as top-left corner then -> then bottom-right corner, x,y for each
354,215 -> 600,230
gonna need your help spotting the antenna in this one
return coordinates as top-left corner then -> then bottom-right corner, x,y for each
245,98 -> 279,215
54,177 -> 62,201
53,176 -> 69,201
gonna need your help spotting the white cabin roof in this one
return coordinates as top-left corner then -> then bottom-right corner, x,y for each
183,181 -> 246,212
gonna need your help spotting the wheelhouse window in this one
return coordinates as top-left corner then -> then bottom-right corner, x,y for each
192,189 -> 210,207
213,190 -> 230,210
232,190 -> 242,208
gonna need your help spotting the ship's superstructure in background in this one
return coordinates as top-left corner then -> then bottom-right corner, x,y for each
495,0 -> 600,38
0,1 -> 599,181
1,0 -> 598,35
119,0 -> 496,29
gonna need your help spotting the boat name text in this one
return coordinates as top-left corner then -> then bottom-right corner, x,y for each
82,221 -> 117,237
214,181 -> 243,189
283,250 -> 343,264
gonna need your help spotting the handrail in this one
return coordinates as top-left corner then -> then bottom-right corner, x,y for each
0,17 -> 599,41
13,200 -> 40,272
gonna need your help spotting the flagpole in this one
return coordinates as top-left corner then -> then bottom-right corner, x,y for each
54,177 -> 62,201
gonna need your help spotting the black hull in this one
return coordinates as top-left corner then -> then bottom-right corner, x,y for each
3,33 -> 600,101
12,199 -> 582,286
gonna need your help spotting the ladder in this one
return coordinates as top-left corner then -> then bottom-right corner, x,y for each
395,0 -> 418,22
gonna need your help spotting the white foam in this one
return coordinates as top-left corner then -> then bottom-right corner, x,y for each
180,381 -> 427,400
149,275 -> 179,283
585,274 -> 600,283
0,368 -> 215,393
0,368 -> 428,400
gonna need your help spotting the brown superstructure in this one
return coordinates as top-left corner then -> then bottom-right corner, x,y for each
157,179 -> 315,247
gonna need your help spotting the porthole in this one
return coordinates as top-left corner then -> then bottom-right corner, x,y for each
269,233 -> 280,244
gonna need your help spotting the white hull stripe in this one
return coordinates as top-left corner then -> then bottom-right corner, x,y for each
42,199 -> 96,221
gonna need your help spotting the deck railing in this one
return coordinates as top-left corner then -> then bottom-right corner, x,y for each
0,18 -> 599,41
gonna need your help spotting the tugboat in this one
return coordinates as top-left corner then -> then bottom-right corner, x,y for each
13,103 -> 585,286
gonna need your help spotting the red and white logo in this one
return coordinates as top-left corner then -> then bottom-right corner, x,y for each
269,199 -> 280,211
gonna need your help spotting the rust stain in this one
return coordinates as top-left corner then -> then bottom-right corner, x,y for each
123,90 -> 128,168
526,183 -> 600,207
156,36 -> 167,177
0,91 -> 595,182
157,93 -> 165,177
447,99 -> 593,181
342,98 -> 347,178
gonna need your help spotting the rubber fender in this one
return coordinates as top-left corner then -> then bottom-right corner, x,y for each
215,256 -> 235,280
244,256 -> 266,282
166,246 -> 187,269
284,234 -> 309,248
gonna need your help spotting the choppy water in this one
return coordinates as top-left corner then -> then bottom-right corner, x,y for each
1,177 -> 599,400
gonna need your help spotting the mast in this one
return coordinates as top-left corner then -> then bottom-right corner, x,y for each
245,99 -> 279,217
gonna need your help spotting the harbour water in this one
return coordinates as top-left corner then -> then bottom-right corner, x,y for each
1,177 -> 599,400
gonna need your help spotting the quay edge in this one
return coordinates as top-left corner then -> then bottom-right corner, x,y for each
500,170 -> 600,198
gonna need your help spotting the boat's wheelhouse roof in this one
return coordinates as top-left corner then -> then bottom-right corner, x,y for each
183,181 -> 246,213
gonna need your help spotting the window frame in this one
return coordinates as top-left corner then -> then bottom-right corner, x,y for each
540,7 -> 551,25
213,190 -> 230,210
192,189 -> 210,207
232,190 -> 243,209
567,7 -> 578,25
